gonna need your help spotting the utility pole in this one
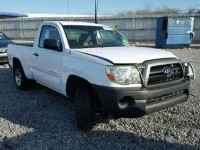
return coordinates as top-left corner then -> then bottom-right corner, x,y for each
67,0 -> 70,20
95,0 -> 98,24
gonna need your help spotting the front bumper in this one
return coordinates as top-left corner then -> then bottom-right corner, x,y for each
0,53 -> 8,63
93,80 -> 189,118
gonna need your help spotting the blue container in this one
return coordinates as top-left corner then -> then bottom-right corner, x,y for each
156,17 -> 194,48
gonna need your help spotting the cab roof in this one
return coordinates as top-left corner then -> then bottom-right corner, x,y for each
55,21 -> 107,27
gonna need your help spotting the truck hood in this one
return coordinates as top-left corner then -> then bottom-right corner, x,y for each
75,46 -> 177,64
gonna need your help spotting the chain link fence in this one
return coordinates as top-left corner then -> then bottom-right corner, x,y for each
0,14 -> 199,43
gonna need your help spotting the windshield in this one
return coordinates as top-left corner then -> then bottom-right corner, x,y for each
63,25 -> 131,49
0,33 -> 10,40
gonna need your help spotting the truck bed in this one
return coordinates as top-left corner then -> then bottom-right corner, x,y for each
15,43 -> 33,47
14,40 -> 34,47
7,43 -> 34,73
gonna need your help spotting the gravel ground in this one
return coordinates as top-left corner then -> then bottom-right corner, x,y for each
0,48 -> 200,150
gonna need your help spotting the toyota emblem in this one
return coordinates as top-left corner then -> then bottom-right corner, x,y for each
164,68 -> 172,78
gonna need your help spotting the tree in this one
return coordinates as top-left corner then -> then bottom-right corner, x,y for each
117,6 -> 179,17
188,9 -> 196,14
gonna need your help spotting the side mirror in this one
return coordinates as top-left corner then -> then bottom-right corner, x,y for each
182,62 -> 195,79
43,39 -> 62,51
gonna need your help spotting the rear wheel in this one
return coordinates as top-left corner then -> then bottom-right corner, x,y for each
14,64 -> 31,90
74,84 -> 94,131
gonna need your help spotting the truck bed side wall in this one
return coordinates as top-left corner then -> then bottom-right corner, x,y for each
7,44 -> 34,79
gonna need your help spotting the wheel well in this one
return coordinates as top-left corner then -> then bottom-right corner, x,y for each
66,75 -> 92,97
13,57 -> 21,71
66,75 -> 101,110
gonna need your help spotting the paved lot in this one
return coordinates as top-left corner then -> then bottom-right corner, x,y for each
0,48 -> 200,150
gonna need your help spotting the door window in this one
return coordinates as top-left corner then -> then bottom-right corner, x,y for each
39,25 -> 63,51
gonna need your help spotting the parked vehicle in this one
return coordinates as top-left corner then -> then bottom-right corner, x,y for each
0,32 -> 14,63
7,21 -> 195,130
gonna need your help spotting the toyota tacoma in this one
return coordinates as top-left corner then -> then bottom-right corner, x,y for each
7,21 -> 195,130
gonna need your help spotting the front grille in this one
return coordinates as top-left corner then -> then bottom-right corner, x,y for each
147,90 -> 186,104
148,63 -> 183,86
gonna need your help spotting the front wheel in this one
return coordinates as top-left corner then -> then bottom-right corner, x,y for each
14,64 -> 31,90
75,84 -> 94,131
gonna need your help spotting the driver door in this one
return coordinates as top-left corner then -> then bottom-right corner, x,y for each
32,25 -> 63,92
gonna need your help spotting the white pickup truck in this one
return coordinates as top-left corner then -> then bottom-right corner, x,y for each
7,21 -> 195,130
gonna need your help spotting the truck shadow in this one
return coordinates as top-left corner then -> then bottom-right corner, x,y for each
0,66 -> 199,150
1,130 -> 199,150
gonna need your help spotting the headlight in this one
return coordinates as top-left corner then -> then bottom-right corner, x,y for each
106,65 -> 141,85
182,62 -> 195,79
0,47 -> 7,53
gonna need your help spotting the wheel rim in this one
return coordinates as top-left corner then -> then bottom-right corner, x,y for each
15,69 -> 22,86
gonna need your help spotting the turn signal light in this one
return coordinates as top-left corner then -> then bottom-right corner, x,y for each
107,74 -> 115,81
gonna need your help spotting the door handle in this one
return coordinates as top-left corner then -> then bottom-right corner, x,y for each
33,52 -> 39,57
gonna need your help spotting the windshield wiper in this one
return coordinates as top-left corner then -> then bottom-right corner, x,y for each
102,45 -> 124,47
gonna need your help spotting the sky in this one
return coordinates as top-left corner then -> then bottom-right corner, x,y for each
1,0 -> 200,15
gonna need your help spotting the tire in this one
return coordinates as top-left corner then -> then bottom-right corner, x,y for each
13,63 -> 31,90
75,84 -> 94,131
